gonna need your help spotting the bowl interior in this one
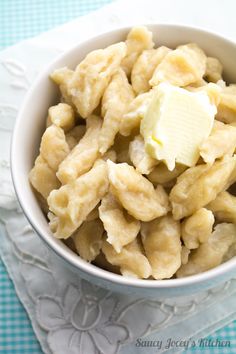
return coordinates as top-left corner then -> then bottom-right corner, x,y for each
11,24 -> 236,289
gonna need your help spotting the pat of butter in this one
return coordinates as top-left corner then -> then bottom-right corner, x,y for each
140,83 -> 216,170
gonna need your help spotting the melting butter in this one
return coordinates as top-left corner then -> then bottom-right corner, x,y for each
140,83 -> 216,170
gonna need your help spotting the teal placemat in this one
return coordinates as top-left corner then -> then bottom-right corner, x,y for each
0,261 -> 42,354
0,1 -> 236,353
0,0 -> 113,49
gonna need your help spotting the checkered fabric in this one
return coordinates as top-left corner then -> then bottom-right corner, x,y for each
0,261 -> 42,354
0,0 -> 113,49
0,1 -> 236,353
201,323 -> 236,354
183,321 -> 236,353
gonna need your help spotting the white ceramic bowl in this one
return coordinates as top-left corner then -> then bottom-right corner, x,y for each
11,24 -> 236,298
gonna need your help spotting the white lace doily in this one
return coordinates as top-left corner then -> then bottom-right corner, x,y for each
1,1 -> 236,353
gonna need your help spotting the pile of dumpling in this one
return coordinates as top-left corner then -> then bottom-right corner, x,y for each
29,26 -> 236,279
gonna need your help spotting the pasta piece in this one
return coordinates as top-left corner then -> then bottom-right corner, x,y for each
181,246 -> 190,265
48,212 -> 59,234
122,26 -> 154,76
150,43 -> 206,87
131,46 -> 171,94
68,42 -> 127,118
217,84 -> 236,123
99,68 -> 134,154
129,135 -> 158,174
40,125 -> 70,171
29,156 -> 60,199
99,192 -> 140,253
200,83 -> 222,106
120,90 -> 154,136
73,219 -> 104,262
204,57 -> 223,83
65,125 -> 86,150
181,208 -> 214,249
57,115 -> 102,184
47,103 -> 75,132
47,160 -> 109,238
177,223 -> 236,277
50,67 -> 75,108
207,191 -> 236,223
141,215 -> 182,279
223,85 -> 236,94
186,82 -> 221,106
147,163 -> 186,186
51,67 -> 73,85
200,121 -> 236,164
102,237 -> 152,279
170,156 -> 236,220
107,160 -> 169,221
34,123 -> 69,201
223,241 -> 236,262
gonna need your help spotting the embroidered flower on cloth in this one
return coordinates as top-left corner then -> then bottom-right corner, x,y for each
36,280 -> 129,354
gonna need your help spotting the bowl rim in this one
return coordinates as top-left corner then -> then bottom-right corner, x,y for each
11,23 -> 236,289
